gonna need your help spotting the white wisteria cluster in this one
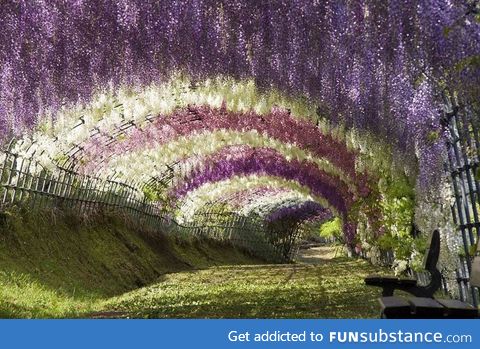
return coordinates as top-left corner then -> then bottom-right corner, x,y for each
10,75 -> 396,185
12,76 -> 322,163
415,175 -> 461,294
102,129 -> 356,191
237,191 -> 314,217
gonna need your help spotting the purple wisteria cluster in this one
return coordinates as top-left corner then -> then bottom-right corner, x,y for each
265,201 -> 333,224
1,0 -> 479,191
171,145 -> 352,213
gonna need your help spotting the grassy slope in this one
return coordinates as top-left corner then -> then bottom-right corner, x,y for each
0,207 -> 260,318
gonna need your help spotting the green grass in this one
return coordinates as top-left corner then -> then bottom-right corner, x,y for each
0,207 -> 391,319
101,255 -> 389,319
0,207 -> 262,318
0,270 -> 96,318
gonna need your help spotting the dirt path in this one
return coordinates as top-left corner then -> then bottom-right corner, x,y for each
296,245 -> 339,264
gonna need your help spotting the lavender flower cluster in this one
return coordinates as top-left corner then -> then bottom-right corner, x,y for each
265,201 -> 333,224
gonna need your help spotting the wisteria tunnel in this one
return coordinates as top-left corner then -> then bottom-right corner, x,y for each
1,0 -> 480,318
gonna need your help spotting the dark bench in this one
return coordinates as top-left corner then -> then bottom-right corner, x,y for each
365,230 -> 442,298
378,295 -> 478,319
366,230 -> 480,318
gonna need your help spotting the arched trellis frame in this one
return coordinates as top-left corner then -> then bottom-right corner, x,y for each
189,196 -> 334,261
20,100 -> 367,243
7,73 -> 400,251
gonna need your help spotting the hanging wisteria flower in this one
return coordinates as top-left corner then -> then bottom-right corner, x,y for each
1,0 -> 478,271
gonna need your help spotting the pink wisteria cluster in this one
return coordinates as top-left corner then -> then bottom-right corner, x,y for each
80,105 -> 366,183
